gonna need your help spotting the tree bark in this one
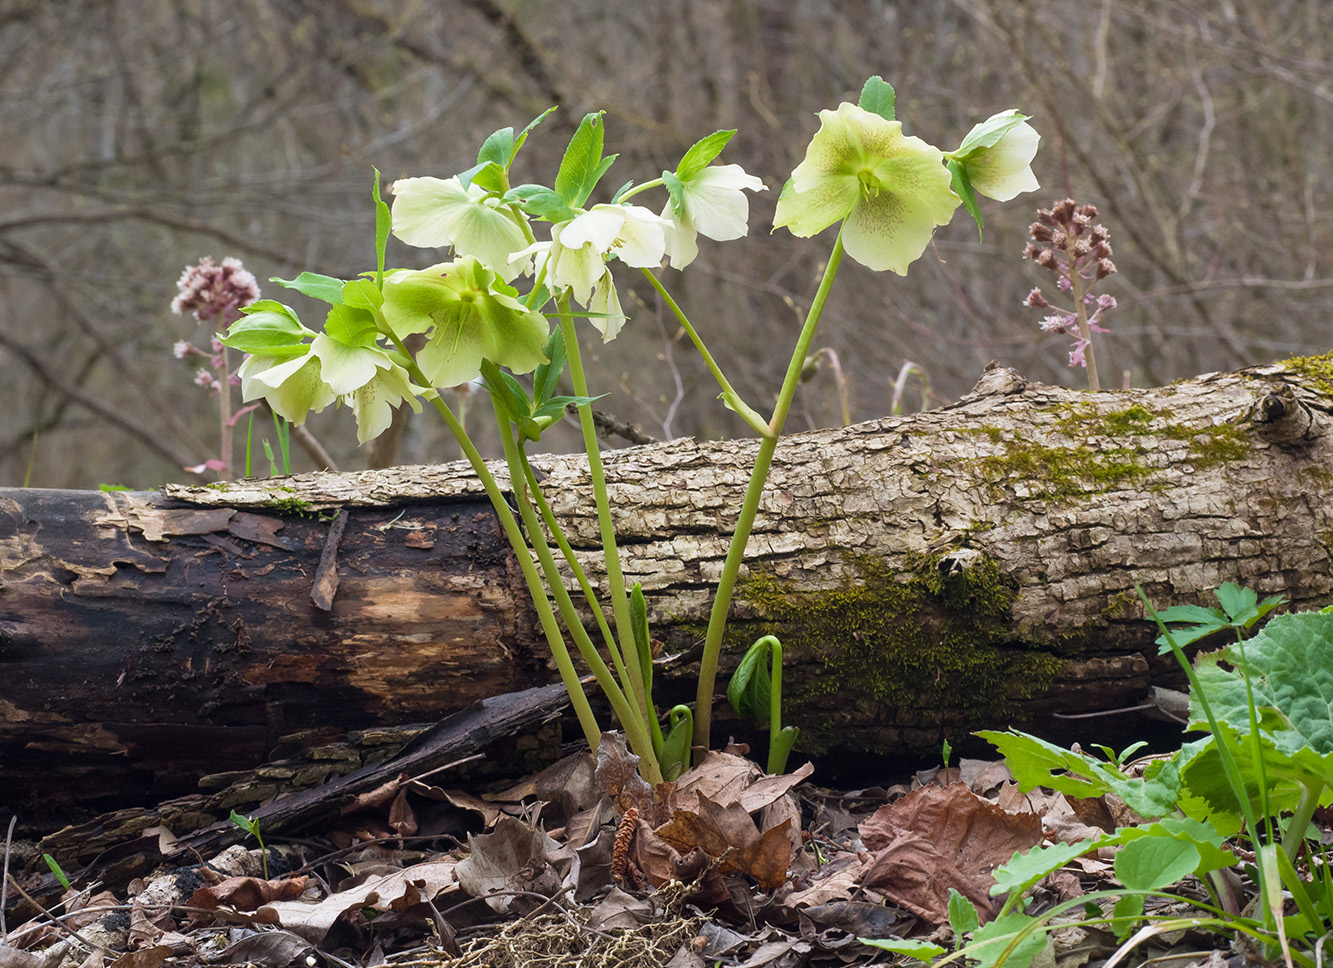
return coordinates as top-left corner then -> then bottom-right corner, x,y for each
4,361 -> 1332,822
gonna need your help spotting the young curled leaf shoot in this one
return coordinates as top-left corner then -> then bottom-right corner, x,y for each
727,634 -> 799,774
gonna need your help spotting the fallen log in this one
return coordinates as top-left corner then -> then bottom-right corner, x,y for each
4,359 -> 1333,824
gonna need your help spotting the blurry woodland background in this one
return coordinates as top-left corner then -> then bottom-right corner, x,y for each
2,0 -> 1330,488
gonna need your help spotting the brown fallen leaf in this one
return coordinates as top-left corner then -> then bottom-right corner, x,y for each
188,875 -> 309,916
454,815 -> 562,914
594,732 -> 656,818
859,782 -> 1042,924
654,795 -> 794,891
259,859 -> 459,944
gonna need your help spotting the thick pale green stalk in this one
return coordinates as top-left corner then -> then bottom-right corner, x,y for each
385,332 -> 603,749
492,397 -> 661,781
518,448 -> 620,664
692,231 -> 846,755
556,305 -> 651,729
639,268 -> 769,437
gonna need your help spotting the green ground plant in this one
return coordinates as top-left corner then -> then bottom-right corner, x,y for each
866,583 -> 1333,968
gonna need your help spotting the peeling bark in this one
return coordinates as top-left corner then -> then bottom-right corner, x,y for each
4,361 -> 1333,821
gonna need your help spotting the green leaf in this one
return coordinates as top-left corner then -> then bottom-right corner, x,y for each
630,582 -> 653,701
948,887 -> 980,942
662,170 -> 686,221
481,359 -> 531,424
727,637 -> 773,726
968,910 -> 1051,968
948,159 -> 983,241
323,303 -> 380,348
373,168 -> 391,290
220,303 -> 312,356
532,327 -> 568,408
270,272 -> 347,304
858,75 -> 896,122
676,129 -> 736,180
504,184 -> 578,222
857,938 -> 947,962
1198,612 -> 1333,754
660,705 -> 692,782
477,127 -> 515,169
1113,835 -> 1200,891
554,111 -> 606,207
991,838 -> 1101,898
43,853 -> 72,891
769,725 -> 799,775
978,728 -> 1181,818
459,160 -> 506,194
511,107 -> 556,165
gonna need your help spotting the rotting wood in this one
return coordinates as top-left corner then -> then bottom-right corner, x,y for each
4,360 -> 1333,824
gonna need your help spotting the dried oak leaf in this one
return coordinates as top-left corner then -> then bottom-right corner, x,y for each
654,794 -> 793,891
858,782 -> 1041,924
188,875 -> 309,915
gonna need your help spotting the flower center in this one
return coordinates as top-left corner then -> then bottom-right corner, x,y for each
857,168 -> 881,199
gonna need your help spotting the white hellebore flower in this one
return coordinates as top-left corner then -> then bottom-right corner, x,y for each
309,334 -> 423,444
949,110 -> 1040,202
237,351 -> 336,426
661,164 -> 766,269
516,204 -> 667,305
390,176 -> 533,283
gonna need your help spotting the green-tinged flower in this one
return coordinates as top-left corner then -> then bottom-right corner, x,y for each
515,204 -> 666,304
390,176 -> 533,283
236,350 -> 336,425
773,101 -> 959,274
661,164 -> 766,269
380,256 -> 550,388
588,269 -> 626,341
948,110 -> 1040,201
309,334 -> 423,443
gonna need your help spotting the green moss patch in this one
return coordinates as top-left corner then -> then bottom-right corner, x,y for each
732,554 -> 1061,751
961,404 -> 1250,501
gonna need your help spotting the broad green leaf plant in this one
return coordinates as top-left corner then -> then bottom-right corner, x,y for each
875,586 -> 1333,968
220,77 -> 1039,783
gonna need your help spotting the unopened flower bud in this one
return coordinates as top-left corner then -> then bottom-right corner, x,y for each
1035,249 -> 1057,269
1097,293 -> 1117,311
1024,287 -> 1050,309
1096,258 -> 1117,279
1073,238 -> 1091,257
173,340 -> 195,359
1029,223 -> 1054,242
800,356 -> 820,383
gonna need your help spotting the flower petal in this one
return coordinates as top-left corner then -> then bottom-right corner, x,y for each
588,269 -> 627,341
681,165 -> 763,241
841,179 -> 955,275
964,122 -> 1040,201
237,352 -> 335,424
391,176 -> 532,282
310,333 -> 389,396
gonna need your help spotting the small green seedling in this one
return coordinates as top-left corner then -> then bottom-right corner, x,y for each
43,853 -> 71,891
229,809 -> 269,879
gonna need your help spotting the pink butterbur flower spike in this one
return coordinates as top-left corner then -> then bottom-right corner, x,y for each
171,256 -> 261,477
1022,199 -> 1116,390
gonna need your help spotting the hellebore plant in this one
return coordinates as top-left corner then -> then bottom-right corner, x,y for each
219,76 -> 1039,783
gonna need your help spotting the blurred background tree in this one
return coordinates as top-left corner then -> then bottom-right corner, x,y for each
2,0 -> 1329,488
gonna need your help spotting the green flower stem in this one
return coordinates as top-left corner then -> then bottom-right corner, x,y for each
385,332 -> 603,750
492,397 -> 662,782
768,636 -> 784,774
639,268 -> 771,438
517,447 -> 621,665
692,230 -> 846,755
556,302 -> 652,730
616,177 -> 664,203
218,346 -> 234,479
